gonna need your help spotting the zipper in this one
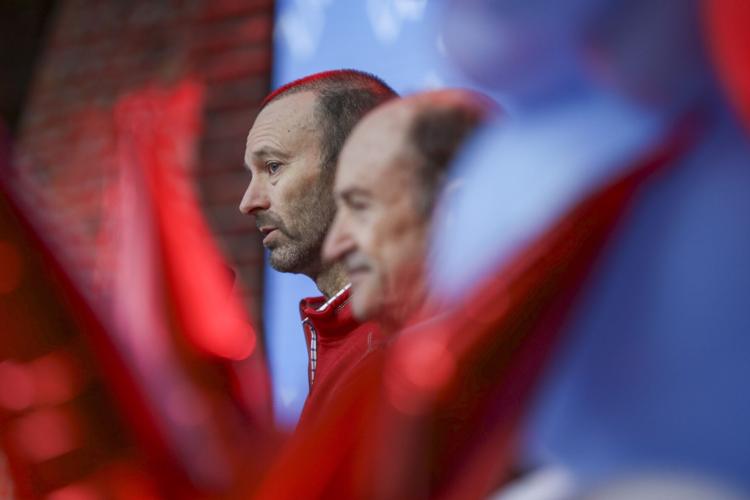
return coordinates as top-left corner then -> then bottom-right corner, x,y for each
302,317 -> 318,390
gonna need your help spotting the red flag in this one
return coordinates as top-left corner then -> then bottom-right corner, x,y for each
0,81 -> 276,498
107,80 -> 277,494
0,133 -> 162,498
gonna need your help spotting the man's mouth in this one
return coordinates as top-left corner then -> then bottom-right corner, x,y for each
346,265 -> 371,284
259,226 -> 278,245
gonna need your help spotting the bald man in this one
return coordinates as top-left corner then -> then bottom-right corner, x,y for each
240,70 -> 396,426
323,89 -> 496,332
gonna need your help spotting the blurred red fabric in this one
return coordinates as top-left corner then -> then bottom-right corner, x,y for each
1,81 -> 278,498
705,0 -> 750,132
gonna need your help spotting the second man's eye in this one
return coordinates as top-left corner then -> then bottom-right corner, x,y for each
347,199 -> 369,211
266,161 -> 282,175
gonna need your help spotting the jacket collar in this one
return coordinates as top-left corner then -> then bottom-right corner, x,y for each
299,284 -> 359,339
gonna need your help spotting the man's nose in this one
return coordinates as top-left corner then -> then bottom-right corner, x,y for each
239,179 -> 270,214
322,214 -> 355,265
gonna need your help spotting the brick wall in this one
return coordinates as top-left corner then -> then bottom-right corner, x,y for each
12,0 -> 274,331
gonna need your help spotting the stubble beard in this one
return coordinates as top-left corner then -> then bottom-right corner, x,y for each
266,175 -> 336,277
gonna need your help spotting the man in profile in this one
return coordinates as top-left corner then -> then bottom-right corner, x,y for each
239,70 -> 396,424
323,89 -> 495,332
252,89 -> 495,499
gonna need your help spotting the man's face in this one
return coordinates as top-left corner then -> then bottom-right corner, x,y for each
323,105 -> 429,324
240,91 -> 335,276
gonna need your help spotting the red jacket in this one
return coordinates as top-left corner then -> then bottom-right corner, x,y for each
296,285 -> 383,429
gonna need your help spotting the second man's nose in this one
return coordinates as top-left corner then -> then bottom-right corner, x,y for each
322,214 -> 355,265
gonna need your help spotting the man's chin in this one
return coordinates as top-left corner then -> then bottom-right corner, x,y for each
268,256 -> 298,273
350,290 -> 379,323
267,246 -> 309,274
350,300 -> 370,323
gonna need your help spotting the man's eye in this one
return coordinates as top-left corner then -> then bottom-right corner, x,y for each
266,161 -> 282,175
348,199 -> 369,211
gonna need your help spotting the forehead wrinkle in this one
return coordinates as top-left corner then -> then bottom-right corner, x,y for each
335,112 -> 407,201
246,91 -> 320,159
246,121 -> 289,152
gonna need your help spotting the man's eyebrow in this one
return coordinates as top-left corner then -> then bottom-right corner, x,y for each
250,146 -> 291,161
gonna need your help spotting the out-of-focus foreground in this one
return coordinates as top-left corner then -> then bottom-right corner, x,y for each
2,0 -> 750,499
